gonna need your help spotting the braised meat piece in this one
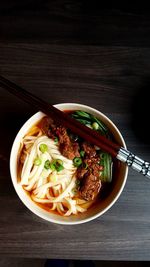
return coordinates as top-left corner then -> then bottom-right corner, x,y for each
78,161 -> 102,201
59,143 -> 76,160
80,172 -> 101,201
56,126 -> 80,160
77,149 -> 102,201
56,126 -> 70,145
72,142 -> 80,157
38,116 -> 56,139
39,117 -> 80,160
82,142 -> 96,157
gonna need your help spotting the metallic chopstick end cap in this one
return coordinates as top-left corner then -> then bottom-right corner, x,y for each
117,147 -> 150,178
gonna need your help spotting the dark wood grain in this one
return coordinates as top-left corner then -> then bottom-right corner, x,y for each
1,1 -> 150,46
1,0 -> 150,261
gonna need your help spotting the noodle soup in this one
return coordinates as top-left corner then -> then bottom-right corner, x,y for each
10,103 -> 128,224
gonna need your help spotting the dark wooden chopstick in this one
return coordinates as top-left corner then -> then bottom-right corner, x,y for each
0,75 -> 120,157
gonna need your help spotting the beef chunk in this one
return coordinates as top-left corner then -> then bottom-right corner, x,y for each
59,143 -> 76,160
82,142 -> 96,157
39,117 -> 80,160
38,116 -> 56,139
80,173 -> 101,201
72,142 -> 80,158
57,126 -> 80,160
56,126 -> 70,145
78,153 -> 102,200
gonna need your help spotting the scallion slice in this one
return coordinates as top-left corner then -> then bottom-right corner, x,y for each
80,150 -> 85,158
39,144 -> 48,153
44,160 -> 51,169
54,137 -> 58,144
50,159 -> 64,172
34,157 -> 42,166
73,157 -> 82,167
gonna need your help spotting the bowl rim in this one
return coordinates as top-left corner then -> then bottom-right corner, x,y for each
10,103 -> 128,225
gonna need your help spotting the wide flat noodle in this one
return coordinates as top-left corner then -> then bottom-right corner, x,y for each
20,135 -> 87,216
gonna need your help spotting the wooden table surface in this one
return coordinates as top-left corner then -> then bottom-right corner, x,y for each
0,0 -> 150,261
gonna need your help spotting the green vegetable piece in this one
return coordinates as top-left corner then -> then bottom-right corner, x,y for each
92,122 -> 99,130
55,159 -> 64,172
91,116 -> 108,135
39,144 -> 48,153
80,150 -> 85,158
44,160 -> 51,170
34,157 -> 42,166
50,161 -> 56,171
83,162 -> 88,169
56,159 -> 63,165
54,137 -> 58,144
73,157 -> 82,167
100,153 -> 112,182
73,110 -> 91,119
50,159 -> 64,172
71,110 -> 108,135
56,164 -> 64,172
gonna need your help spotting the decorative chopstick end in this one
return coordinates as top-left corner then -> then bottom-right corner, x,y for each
117,147 -> 150,178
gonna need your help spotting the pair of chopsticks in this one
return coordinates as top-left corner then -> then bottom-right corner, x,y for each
0,75 -> 150,178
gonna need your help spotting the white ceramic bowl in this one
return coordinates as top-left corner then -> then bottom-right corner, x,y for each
10,103 -> 128,224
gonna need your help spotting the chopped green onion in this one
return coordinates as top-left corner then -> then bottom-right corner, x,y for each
83,162 -> 88,169
50,162 -> 56,171
56,159 -> 63,165
54,137 -> 58,144
44,160 -> 51,169
50,159 -> 64,172
92,122 -> 99,130
80,150 -> 85,158
73,157 -> 82,167
55,159 -> 64,172
34,157 -> 42,166
39,144 -> 48,153
56,164 -> 64,172
91,116 -> 108,135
